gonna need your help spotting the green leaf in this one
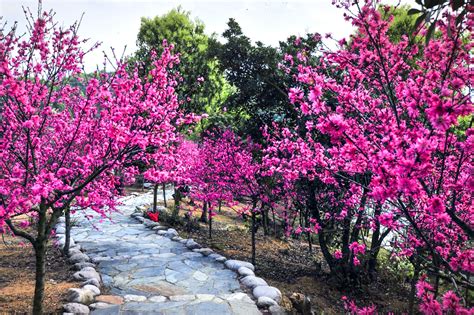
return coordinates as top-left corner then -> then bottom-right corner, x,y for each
408,8 -> 422,15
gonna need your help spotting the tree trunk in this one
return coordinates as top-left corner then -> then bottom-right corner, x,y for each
218,200 -> 222,213
32,206 -> 48,315
200,201 -> 208,223
162,183 -> 167,208
272,209 -> 277,236
251,200 -> 257,266
33,240 -> 46,315
153,184 -> 158,212
209,207 -> 213,239
368,204 -> 382,277
64,206 -> 71,255
172,187 -> 182,219
408,259 -> 421,315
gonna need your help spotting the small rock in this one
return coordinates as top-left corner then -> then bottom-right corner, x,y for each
63,302 -> 90,314
179,239 -> 188,244
69,253 -> 90,264
238,266 -> 255,277
241,276 -> 267,289
268,305 -> 286,314
225,260 -> 255,271
172,236 -> 183,242
157,230 -> 167,236
149,296 -> 167,303
74,262 -> 96,271
164,228 -> 178,238
193,248 -> 213,256
67,248 -> 82,257
257,296 -> 278,307
69,244 -> 82,251
83,284 -> 100,296
185,239 -> 200,250
73,269 -> 100,283
169,295 -> 195,302
67,288 -> 95,305
124,294 -> 147,302
89,302 -> 114,310
91,256 -> 111,263
215,256 -> 227,263
253,286 -> 282,303
95,295 -> 124,305
81,278 -> 100,287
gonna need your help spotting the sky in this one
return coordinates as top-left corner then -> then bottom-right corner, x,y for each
1,0 -> 413,71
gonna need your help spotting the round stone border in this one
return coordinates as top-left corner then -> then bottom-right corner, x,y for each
133,205 -> 286,313
53,217 -> 105,314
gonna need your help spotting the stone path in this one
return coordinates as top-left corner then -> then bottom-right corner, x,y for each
70,192 -> 262,314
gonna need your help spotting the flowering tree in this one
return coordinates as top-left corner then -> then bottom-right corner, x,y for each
190,129 -> 268,263
266,0 -> 472,312
0,10 -> 181,314
144,137 -> 200,214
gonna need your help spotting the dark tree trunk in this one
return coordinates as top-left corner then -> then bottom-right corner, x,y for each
64,206 -> 71,255
172,187 -> 182,219
218,200 -> 222,213
408,258 -> 421,315
32,206 -> 48,315
153,184 -> 158,212
307,181 -> 335,273
162,183 -> 167,208
200,201 -> 208,223
272,210 -> 277,236
368,204 -> 382,277
251,210 -> 256,266
209,208 -> 213,239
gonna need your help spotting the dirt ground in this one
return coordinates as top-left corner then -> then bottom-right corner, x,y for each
153,198 -> 413,314
0,232 -> 80,313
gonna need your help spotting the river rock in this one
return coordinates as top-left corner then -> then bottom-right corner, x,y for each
257,296 -> 278,307
74,262 -> 96,271
225,260 -> 255,271
81,278 -> 100,287
241,276 -> 267,289
185,239 -> 201,250
238,266 -> 255,277
83,284 -> 100,296
67,288 -> 95,305
63,302 -> 90,314
69,253 -> 90,264
164,228 -> 178,238
253,286 -> 282,303
73,269 -> 101,283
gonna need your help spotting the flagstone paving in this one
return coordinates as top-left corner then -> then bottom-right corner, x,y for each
71,192 -> 261,314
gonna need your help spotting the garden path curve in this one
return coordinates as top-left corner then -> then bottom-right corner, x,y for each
71,192 -> 261,315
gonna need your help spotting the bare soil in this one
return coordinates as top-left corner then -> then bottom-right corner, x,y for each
0,229 -> 80,313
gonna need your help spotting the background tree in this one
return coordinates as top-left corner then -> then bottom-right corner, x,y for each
134,7 -> 224,115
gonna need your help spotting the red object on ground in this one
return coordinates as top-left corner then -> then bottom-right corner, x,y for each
148,212 -> 159,222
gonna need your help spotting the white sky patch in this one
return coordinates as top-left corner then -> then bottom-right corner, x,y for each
1,0 -> 416,72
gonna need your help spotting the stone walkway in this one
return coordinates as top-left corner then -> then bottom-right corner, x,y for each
70,192 -> 262,314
